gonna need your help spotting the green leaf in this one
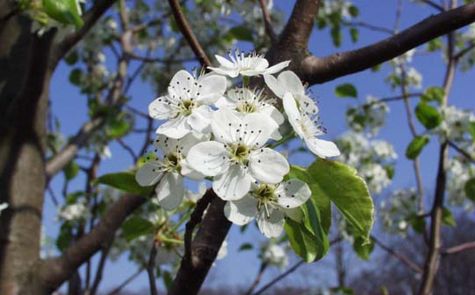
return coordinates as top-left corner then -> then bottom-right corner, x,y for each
353,236 -> 374,260
468,122 -> 475,142
349,27 -> 359,43
96,172 -> 153,195
307,159 -> 374,243
331,25 -> 342,47
284,218 -> 324,262
288,166 -> 331,233
238,243 -> 253,251
227,26 -> 253,41
421,87 -> 445,104
335,83 -> 358,98
69,68 -> 82,85
405,135 -> 430,159
64,160 -> 79,181
464,178 -> 475,201
409,215 -> 426,234
121,216 -> 155,242
42,0 -> 84,28
163,271 -> 174,290
427,38 -> 442,52
415,103 -> 443,129
56,223 -> 73,252
348,5 -> 359,17
65,51 -> 79,65
107,118 -> 131,139
442,207 -> 456,227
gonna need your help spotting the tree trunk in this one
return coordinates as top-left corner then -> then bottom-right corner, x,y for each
0,2 -> 55,294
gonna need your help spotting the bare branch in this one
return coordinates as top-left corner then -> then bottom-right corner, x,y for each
442,241 -> 475,255
245,262 -> 268,295
147,243 -> 159,295
167,0 -> 211,67
372,236 -> 423,273
258,0 -> 277,42
106,268 -> 144,295
419,0 -> 445,12
266,0 -> 321,66
37,194 -> 147,292
169,190 -> 231,295
252,260 -> 305,295
52,0 -> 118,66
448,140 -> 475,164
301,3 -> 475,84
342,20 -> 394,35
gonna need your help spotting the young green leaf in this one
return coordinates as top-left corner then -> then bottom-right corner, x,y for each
307,159 -> 374,243
442,207 -> 456,227
284,218 -> 324,262
464,178 -> 475,201
421,87 -> 444,104
43,0 -> 84,28
121,216 -> 155,242
415,102 -> 443,129
96,172 -> 153,195
335,83 -> 358,98
353,236 -> 374,260
405,135 -> 430,159
64,160 -> 80,181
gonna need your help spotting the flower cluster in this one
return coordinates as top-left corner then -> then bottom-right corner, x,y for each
136,51 -> 340,237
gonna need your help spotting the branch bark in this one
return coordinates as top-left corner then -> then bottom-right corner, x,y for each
37,194 -> 146,293
300,3 -> 475,84
169,190 -> 231,295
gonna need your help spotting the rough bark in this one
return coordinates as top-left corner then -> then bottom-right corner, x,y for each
0,3 -> 54,293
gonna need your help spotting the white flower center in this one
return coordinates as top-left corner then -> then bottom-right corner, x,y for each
227,143 -> 250,165
252,184 -> 279,218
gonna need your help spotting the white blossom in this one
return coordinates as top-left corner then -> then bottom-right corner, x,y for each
187,109 -> 289,200
149,70 -> 227,138
208,51 -> 290,78
135,133 -> 205,210
215,87 -> 284,139
224,179 -> 311,238
58,201 -> 89,222
0,203 -> 8,215
262,243 -> 288,269
435,105 -> 475,141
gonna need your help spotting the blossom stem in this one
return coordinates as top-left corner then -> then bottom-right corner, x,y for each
268,131 -> 296,149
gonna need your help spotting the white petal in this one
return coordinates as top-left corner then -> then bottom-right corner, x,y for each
169,70 -> 195,97
283,92 -> 305,138
278,70 -> 304,96
135,162 -> 163,186
261,105 -> 285,125
249,148 -> 289,184
180,159 -> 205,180
224,196 -> 257,225
275,179 -> 311,209
156,116 -> 190,139
211,109 -> 242,144
257,209 -> 285,238
284,207 -> 303,222
214,96 -> 235,109
187,105 -> 212,134
208,66 -> 239,78
196,74 -> 227,104
156,172 -> 185,210
213,164 -> 252,200
264,74 -> 285,98
242,113 -> 276,148
187,141 -> 228,176
179,132 -> 206,155
265,60 -> 291,75
149,96 -> 176,120
215,54 -> 235,68
305,138 -> 341,158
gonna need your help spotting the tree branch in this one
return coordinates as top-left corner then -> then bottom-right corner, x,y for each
266,0 -> 321,67
252,260 -> 305,295
442,241 -> 475,255
147,243 -> 159,295
258,0 -> 277,42
372,236 -> 423,273
169,190 -> 231,295
37,194 -> 147,292
52,0 -> 118,66
301,3 -> 475,84
448,140 -> 475,164
167,0 -> 211,67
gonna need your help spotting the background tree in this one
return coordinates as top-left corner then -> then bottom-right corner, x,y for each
1,0 -> 475,294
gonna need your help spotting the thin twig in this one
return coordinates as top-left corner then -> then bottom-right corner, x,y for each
419,0 -> 445,11
106,268 -> 144,295
448,140 -> 475,164
252,260 -> 305,295
258,0 -> 277,41
454,41 -> 475,60
245,262 -> 269,295
442,241 -> 475,255
167,0 -> 211,67
342,20 -> 393,35
147,243 -> 159,295
372,236 -> 423,273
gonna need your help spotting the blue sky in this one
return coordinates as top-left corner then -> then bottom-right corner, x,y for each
44,0 -> 475,293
